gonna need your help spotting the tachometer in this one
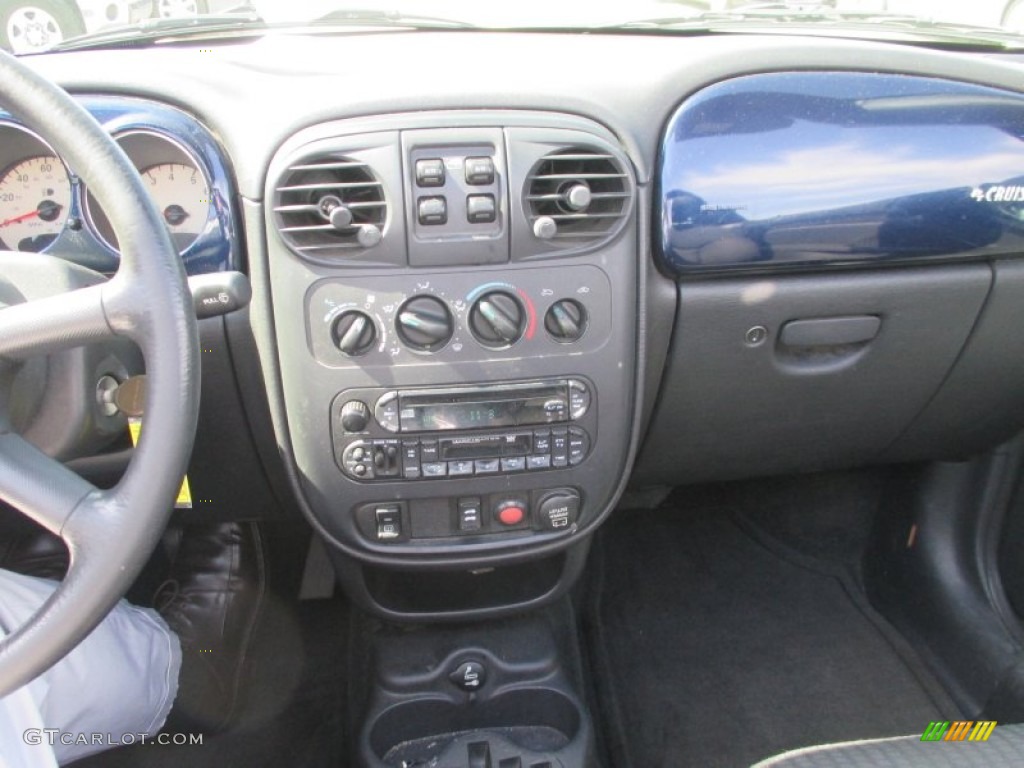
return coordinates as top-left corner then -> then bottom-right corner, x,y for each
142,162 -> 210,249
88,160 -> 211,253
0,155 -> 71,252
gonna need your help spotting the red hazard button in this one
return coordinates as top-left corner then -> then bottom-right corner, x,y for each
496,502 -> 526,526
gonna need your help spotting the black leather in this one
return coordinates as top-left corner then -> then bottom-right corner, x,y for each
157,522 -> 266,732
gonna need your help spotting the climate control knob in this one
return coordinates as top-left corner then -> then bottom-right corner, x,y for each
331,310 -> 377,356
469,291 -> 525,348
396,296 -> 454,352
544,299 -> 587,343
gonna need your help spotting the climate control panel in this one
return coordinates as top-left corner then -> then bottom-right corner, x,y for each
305,264 -> 609,368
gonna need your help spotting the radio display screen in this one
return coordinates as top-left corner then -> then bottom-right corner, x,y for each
399,388 -> 567,432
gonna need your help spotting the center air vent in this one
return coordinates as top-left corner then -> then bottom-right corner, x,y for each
526,148 -> 631,251
273,155 -> 388,260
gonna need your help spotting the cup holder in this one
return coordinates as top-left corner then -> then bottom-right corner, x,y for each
367,688 -> 584,766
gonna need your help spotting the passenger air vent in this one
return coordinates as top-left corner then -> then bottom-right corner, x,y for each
525,148 -> 631,250
273,155 -> 388,259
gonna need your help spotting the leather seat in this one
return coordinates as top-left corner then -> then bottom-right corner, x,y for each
753,723 -> 1024,767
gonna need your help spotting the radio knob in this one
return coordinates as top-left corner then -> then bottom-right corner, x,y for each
331,310 -> 377,356
544,299 -> 587,343
340,400 -> 370,432
469,291 -> 525,348
396,296 -> 454,352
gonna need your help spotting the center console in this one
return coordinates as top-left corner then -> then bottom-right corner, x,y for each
262,109 -> 638,585
260,110 -> 638,767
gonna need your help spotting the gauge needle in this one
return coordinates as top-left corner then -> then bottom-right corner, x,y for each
0,209 -> 41,228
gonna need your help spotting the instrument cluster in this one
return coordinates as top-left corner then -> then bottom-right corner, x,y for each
0,97 -> 238,275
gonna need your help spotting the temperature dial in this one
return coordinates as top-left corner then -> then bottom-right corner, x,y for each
544,299 -> 587,343
396,296 -> 453,352
469,291 -> 525,348
331,310 -> 377,356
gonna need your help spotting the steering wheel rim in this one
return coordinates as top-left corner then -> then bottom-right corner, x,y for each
0,49 -> 199,697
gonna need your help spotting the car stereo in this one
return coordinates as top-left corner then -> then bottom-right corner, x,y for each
331,379 -> 595,481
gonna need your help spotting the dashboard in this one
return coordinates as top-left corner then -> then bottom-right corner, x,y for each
10,29 -> 1024,619
0,97 -> 239,274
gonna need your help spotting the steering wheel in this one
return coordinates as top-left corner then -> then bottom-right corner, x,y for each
0,49 -> 199,696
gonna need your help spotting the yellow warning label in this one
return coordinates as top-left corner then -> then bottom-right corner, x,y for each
127,419 -> 193,509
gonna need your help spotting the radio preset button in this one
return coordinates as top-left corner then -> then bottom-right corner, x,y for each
527,455 -> 552,470
475,459 -> 500,474
422,462 -> 447,477
448,460 -> 475,476
501,457 -> 526,472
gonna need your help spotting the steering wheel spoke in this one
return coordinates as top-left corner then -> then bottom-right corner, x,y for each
0,432 -> 97,535
0,283 -> 112,360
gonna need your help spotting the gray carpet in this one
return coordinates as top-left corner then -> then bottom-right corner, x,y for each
585,479 -> 960,768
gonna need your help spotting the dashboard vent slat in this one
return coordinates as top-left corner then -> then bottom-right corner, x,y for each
276,181 -> 383,192
288,161 -> 369,171
525,147 -> 631,252
273,153 -> 388,260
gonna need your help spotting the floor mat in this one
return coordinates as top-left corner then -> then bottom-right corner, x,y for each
584,484 -> 960,768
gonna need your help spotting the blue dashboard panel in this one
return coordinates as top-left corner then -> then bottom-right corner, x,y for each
657,72 -> 1024,275
0,96 -> 238,275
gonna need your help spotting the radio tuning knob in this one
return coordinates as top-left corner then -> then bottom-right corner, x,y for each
469,291 -> 525,348
331,310 -> 377,356
544,299 -> 587,343
340,400 -> 370,432
396,296 -> 454,352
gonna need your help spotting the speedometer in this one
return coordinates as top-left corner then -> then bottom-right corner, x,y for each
0,155 -> 71,252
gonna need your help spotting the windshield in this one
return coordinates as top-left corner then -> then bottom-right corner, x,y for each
2,0 -> 1024,55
